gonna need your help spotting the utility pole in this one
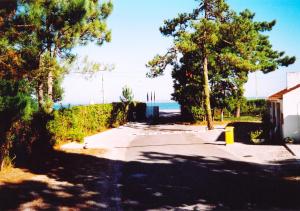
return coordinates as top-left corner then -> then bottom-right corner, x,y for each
255,72 -> 258,99
101,74 -> 104,104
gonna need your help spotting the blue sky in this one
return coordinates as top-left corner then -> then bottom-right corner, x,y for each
62,0 -> 300,104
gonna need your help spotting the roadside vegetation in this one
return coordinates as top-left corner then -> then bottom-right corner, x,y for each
49,102 -> 146,145
0,0 -> 113,171
0,0 -> 296,171
190,98 -> 266,123
147,0 -> 295,130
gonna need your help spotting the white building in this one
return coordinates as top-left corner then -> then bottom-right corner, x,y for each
268,72 -> 300,142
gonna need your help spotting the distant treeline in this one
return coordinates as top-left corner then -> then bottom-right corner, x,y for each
182,98 -> 267,122
241,99 -> 267,116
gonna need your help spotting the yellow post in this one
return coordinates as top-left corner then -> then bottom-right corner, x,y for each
225,126 -> 234,145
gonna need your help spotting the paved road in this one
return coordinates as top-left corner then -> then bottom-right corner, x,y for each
1,112 -> 299,210
117,125 -> 300,210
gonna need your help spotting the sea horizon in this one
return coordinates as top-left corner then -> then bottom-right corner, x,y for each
54,101 -> 181,111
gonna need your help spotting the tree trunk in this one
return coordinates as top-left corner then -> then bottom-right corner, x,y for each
47,71 -> 53,112
203,56 -> 214,130
202,0 -> 214,130
37,82 -> 44,110
221,108 -> 224,122
235,104 -> 241,118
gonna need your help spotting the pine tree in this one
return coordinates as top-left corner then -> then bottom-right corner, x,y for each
147,0 -> 295,129
14,0 -> 113,111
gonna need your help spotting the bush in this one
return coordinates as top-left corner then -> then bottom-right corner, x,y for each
181,105 -> 205,122
190,106 -> 205,122
249,130 -> 265,144
0,79 -> 38,170
48,102 -> 146,144
241,99 -> 267,116
0,100 -> 146,170
48,104 -> 121,144
250,130 -> 263,139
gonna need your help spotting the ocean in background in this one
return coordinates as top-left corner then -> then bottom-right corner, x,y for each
53,104 -> 76,110
54,102 -> 181,111
147,102 -> 180,110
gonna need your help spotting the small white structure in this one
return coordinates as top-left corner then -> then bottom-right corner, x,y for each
268,72 -> 300,142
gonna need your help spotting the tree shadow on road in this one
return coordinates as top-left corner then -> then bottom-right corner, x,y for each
0,150 -> 300,210
0,150 -> 115,210
120,151 -> 300,210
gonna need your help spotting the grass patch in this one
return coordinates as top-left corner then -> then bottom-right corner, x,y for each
223,115 -> 262,122
192,115 -> 262,126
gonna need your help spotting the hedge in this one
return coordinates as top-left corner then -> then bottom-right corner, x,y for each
47,102 -> 146,144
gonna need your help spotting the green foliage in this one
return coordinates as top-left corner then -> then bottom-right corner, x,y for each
249,130 -> 265,144
0,0 -> 114,170
1,0 -> 113,111
0,79 -> 37,121
120,86 -> 134,103
48,103 -> 146,144
241,99 -> 267,116
0,79 -> 38,170
48,104 -> 116,143
223,115 -> 261,122
119,86 -> 134,122
250,130 -> 263,140
147,0 -> 295,125
190,106 -> 206,122
52,77 -> 64,102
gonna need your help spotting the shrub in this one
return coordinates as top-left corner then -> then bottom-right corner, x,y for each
241,99 -> 267,116
180,105 -> 205,122
48,104 -> 118,144
190,106 -> 206,122
250,130 -> 263,140
0,79 -> 38,170
48,102 -> 146,144
249,130 -> 265,144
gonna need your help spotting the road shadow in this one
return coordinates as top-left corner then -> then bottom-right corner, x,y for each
0,150 -> 115,210
121,151 -> 300,210
1,150 -> 300,210
216,122 -> 282,145
157,111 -> 184,125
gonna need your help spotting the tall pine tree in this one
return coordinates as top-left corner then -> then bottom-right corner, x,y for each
147,0 -> 295,129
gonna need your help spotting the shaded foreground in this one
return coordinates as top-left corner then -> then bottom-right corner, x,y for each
0,150 -> 114,210
121,151 -> 300,210
0,147 -> 299,210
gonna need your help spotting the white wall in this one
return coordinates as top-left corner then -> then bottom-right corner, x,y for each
282,87 -> 300,141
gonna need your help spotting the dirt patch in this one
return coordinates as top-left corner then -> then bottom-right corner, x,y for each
58,148 -> 107,156
0,168 -> 36,185
0,147 -> 110,210
0,148 -> 107,184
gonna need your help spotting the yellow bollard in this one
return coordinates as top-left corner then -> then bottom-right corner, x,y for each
225,126 -> 234,145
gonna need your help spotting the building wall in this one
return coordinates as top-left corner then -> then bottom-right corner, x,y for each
282,88 -> 300,141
